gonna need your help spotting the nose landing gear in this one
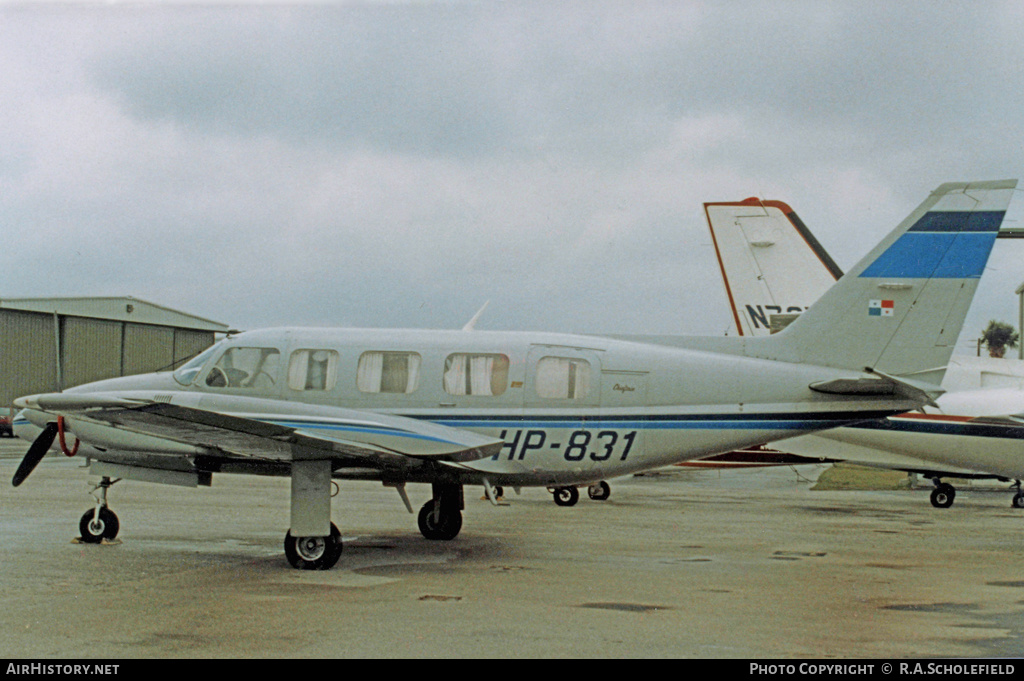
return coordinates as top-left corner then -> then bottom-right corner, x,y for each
78,476 -> 121,543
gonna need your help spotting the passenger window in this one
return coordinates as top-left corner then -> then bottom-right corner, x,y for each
288,350 -> 339,391
357,351 -> 422,394
205,347 -> 280,389
443,353 -> 510,396
534,356 -> 590,399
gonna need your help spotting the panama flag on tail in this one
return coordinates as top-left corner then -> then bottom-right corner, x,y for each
753,180 -> 1017,384
868,299 -> 894,316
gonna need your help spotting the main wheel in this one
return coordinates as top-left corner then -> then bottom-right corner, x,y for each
1012,493 -> 1024,509
587,481 -> 611,501
930,484 -> 955,509
78,507 -> 120,544
553,486 -> 579,507
284,522 -> 342,570
418,499 -> 463,540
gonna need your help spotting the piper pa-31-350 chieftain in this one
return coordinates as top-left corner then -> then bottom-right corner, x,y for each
11,180 -> 1015,569
704,179 -> 1024,508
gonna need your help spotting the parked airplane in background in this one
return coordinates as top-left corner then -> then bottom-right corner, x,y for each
704,181 -> 1024,508
10,180 -> 1015,569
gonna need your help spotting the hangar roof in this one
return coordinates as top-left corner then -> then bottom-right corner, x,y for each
0,297 -> 230,333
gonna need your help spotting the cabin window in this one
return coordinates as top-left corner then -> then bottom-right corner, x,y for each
205,347 -> 281,389
173,342 -> 223,386
287,350 -> 340,391
443,353 -> 510,396
357,351 -> 421,394
534,356 -> 591,399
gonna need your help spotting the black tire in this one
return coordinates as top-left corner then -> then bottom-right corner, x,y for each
284,523 -> 342,570
418,499 -> 463,540
553,486 -> 579,507
587,481 -> 611,501
79,507 -> 120,543
930,484 -> 955,509
1012,493 -> 1024,509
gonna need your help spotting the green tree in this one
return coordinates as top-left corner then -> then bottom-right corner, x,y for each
980,320 -> 1020,358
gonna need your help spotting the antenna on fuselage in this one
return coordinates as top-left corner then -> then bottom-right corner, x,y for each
462,301 -> 490,331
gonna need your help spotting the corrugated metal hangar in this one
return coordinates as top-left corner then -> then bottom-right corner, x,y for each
1,297 -> 230,410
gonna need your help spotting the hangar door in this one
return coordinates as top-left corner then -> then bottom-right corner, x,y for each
0,310 -> 60,400
61,317 -> 123,387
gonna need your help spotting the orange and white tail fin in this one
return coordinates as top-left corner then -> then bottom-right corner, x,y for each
704,198 -> 841,336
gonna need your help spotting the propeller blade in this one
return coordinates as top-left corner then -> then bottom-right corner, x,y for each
11,422 -> 59,487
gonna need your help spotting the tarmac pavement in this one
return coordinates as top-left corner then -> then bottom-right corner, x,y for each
2,438 -> 1024,659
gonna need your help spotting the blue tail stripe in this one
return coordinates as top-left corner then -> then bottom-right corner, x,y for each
860,231 -> 996,279
909,210 -> 1005,233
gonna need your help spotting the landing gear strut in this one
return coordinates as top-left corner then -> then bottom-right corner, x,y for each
284,460 -> 342,570
79,476 -> 120,543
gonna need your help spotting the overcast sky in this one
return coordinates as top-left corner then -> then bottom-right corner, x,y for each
3,1 -> 1024,356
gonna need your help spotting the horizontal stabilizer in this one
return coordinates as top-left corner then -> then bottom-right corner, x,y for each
810,367 -> 942,408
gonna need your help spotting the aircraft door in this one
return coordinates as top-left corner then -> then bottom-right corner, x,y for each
524,345 -> 601,408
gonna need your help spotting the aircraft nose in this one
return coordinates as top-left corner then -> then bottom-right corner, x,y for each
11,409 -> 45,443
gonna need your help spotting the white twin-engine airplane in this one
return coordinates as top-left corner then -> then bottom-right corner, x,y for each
705,179 -> 1024,508
11,180 -> 1015,569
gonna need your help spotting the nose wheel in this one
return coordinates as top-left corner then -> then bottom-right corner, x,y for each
79,507 -> 119,543
78,476 -> 121,543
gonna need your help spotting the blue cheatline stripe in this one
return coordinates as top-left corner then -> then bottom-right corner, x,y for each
260,411 -> 897,440
909,210 -> 1005,233
266,419 -> 459,446
425,410 -> 897,431
851,418 -> 1024,440
859,231 -> 997,279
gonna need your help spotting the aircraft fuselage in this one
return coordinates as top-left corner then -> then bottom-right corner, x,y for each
16,326 -> 912,488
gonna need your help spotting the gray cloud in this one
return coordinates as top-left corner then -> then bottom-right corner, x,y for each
2,1 -> 1023,349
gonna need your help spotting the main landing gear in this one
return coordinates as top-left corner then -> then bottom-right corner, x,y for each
929,481 -> 956,509
417,483 -> 464,541
1011,480 -> 1024,509
928,478 -> 1024,509
283,460 -> 344,570
549,480 -> 611,507
284,523 -> 343,570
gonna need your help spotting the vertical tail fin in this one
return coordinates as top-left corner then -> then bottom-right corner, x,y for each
753,180 -> 1017,377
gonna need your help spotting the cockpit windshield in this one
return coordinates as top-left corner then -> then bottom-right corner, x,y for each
172,342 -> 225,386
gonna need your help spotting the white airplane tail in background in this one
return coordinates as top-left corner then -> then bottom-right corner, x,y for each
747,180 -> 1017,379
705,198 -> 841,336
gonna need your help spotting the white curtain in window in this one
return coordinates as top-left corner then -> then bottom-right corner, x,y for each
307,351 -> 336,390
405,354 -> 421,393
535,357 -> 570,398
288,350 -> 310,390
444,355 -> 468,395
570,359 -> 590,399
469,355 -> 494,396
357,352 -> 384,393
535,357 -> 589,399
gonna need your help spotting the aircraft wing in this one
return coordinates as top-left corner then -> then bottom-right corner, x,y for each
17,392 -> 503,467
